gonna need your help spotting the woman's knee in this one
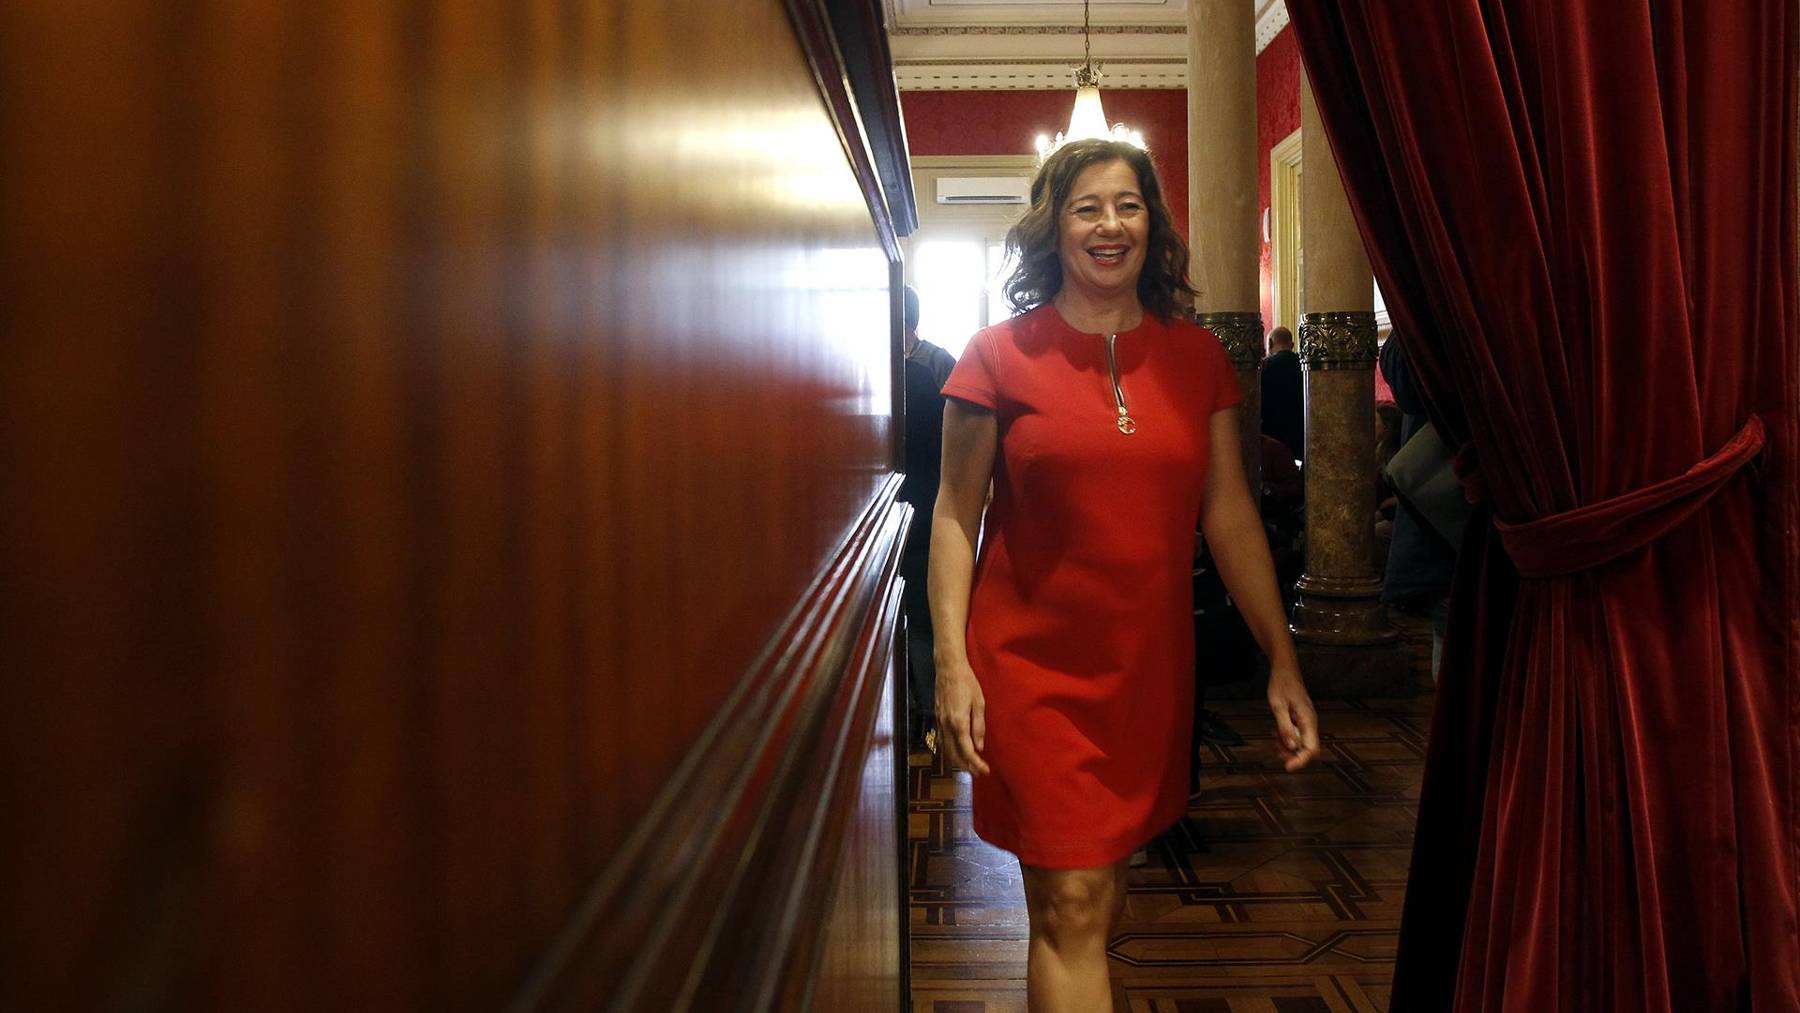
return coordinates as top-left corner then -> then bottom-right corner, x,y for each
1023,866 -> 1121,945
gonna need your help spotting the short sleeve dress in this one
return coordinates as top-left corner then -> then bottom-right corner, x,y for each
939,302 -> 1243,869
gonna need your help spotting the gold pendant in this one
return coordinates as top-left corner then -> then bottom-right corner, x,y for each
1116,413 -> 1137,435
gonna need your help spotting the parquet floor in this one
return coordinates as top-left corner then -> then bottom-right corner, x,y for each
906,694 -> 1435,1013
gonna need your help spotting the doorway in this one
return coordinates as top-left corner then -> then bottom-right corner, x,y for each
1270,127 -> 1303,335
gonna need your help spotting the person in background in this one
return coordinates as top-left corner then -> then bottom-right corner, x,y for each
1372,400 -> 1404,571
1259,434 -> 1306,596
899,285 -> 957,752
1375,400 -> 1402,475
1378,335 -> 1458,678
930,138 -> 1319,1012
1184,433 -> 1308,826
1260,326 -> 1304,463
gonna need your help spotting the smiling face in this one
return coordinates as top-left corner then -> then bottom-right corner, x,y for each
1056,158 -> 1151,303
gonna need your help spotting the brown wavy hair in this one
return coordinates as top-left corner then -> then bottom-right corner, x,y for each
1001,139 -> 1197,320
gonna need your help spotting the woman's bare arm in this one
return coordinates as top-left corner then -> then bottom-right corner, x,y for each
1198,407 -> 1319,772
928,398 -> 998,776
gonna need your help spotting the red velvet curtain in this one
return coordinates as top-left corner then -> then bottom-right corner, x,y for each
1285,3 -> 1800,1009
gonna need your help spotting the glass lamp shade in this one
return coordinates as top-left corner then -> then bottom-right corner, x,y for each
1033,71 -> 1147,159
1066,84 -> 1110,142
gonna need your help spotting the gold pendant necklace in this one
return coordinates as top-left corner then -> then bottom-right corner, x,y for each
1106,333 -> 1137,435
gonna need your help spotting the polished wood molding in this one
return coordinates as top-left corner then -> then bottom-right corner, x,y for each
791,641 -> 905,1012
510,477 -> 912,1013
767,539 -> 906,1011
825,0 -> 920,238
785,0 -> 909,260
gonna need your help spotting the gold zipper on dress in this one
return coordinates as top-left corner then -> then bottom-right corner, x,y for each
1106,332 -> 1137,435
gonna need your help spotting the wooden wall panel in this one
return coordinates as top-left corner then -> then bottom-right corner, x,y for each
0,1 -> 911,1010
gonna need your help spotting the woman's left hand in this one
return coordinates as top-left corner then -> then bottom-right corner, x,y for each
1266,661 -> 1319,772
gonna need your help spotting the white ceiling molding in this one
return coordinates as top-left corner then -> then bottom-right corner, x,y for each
887,0 -> 1289,89
890,23 -> 1186,36
887,0 -> 1186,31
892,28 -> 1185,59
893,6 -> 1186,88
895,59 -> 1187,90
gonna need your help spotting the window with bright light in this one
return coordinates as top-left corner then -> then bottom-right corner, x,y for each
912,237 -> 1020,359
987,241 -> 1015,327
913,240 -> 985,358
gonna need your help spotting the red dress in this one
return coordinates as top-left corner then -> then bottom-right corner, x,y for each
940,303 -> 1242,869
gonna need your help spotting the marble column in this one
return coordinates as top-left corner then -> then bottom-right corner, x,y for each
1292,72 -> 1394,645
1187,0 -> 1261,494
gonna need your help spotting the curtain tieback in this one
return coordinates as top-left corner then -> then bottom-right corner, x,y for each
1492,414 -> 1767,579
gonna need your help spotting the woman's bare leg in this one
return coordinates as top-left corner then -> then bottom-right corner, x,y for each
1020,858 -> 1130,1013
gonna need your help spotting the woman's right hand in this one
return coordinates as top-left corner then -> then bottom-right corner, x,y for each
935,660 -> 990,776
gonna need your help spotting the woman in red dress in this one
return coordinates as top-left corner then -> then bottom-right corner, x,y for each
929,139 -> 1320,1012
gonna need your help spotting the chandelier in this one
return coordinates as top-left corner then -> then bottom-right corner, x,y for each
1034,0 -> 1148,159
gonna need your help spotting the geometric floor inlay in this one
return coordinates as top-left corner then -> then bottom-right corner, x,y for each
908,694 -> 1436,1012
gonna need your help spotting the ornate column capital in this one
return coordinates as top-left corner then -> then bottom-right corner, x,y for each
1193,310 -> 1265,369
1298,311 -> 1378,371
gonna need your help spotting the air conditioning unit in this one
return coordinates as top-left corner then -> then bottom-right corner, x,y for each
935,175 -> 1031,205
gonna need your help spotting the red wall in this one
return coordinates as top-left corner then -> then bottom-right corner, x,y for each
1257,26 -> 1302,330
900,89 -> 1190,238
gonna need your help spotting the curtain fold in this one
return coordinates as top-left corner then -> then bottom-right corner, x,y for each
1285,2 -> 1799,1009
